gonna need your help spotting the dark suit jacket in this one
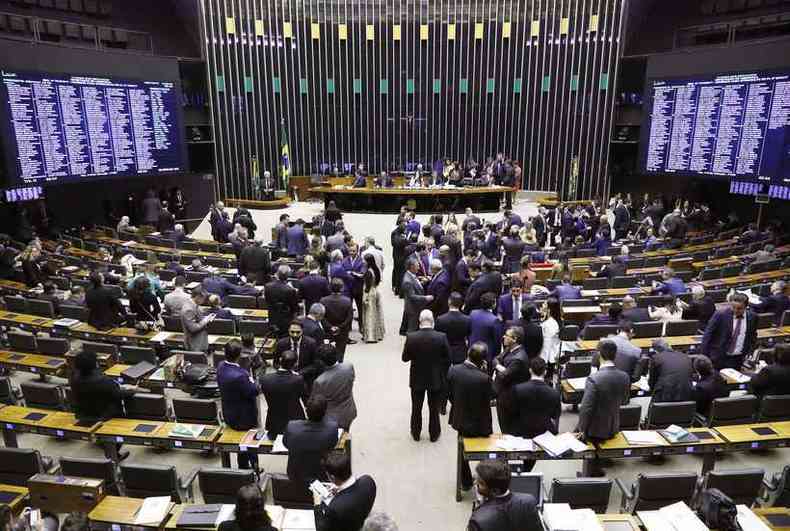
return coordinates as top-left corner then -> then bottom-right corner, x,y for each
493,346 -> 530,396
701,308 -> 758,368
275,336 -> 321,382
750,363 -> 790,397
320,293 -> 354,339
436,311 -> 472,364
402,329 -> 450,391
648,349 -> 693,402
682,296 -> 716,328
553,283 -> 582,300
575,365 -> 631,440
447,362 -> 494,436
401,271 -> 431,332
468,492 -> 542,531
283,419 -> 339,484
622,307 -> 651,323
70,371 -> 133,423
299,274 -> 331,310
85,285 -> 126,330
754,294 -> 790,325
157,209 -> 175,233
426,269 -> 451,316
286,225 -> 309,256
693,374 -> 730,416
259,370 -> 306,437
314,475 -> 376,531
496,294 -> 531,323
598,261 -> 626,280
217,361 -> 259,430
512,379 -> 561,438
239,245 -> 272,285
469,310 -> 502,362
265,279 -> 299,331
302,316 -> 327,344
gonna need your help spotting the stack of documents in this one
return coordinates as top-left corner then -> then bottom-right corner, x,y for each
659,424 -> 699,444
170,424 -> 204,439
543,503 -> 603,531
272,434 -> 288,453
622,431 -> 664,446
638,501 -> 707,531
721,368 -> 751,383
53,318 -> 80,328
150,331 -> 172,343
495,435 -> 534,452
134,496 -> 173,526
635,376 -> 651,392
534,432 -> 587,457
567,377 -> 588,391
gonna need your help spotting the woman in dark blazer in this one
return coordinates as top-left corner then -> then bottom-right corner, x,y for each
218,484 -> 276,531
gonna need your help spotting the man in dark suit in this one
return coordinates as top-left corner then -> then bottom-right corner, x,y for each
551,275 -> 582,301
621,295 -> 651,323
284,394 -> 339,485
447,342 -> 494,490
575,339 -> 631,476
321,279 -> 354,360
426,259 -> 451,317
453,248 -> 477,295
299,269 -> 331,312
85,271 -> 127,330
217,340 -> 260,470
259,350 -> 306,439
613,198 -> 631,240
343,244 -> 367,331
508,304 -> 544,359
469,293 -> 502,370
468,460 -> 542,531
595,255 -> 626,281
501,227 -> 526,274
648,338 -> 693,402
286,219 -> 309,257
692,355 -> 730,417
402,310 -> 450,442
274,320 -> 322,388
313,453 -> 376,531
682,285 -> 716,329
493,326 -> 530,433
201,273 -> 237,302
436,292 -> 472,365
265,265 -> 300,337
581,303 -> 623,339
512,357 -> 561,471
157,203 -> 175,233
303,303 -> 327,344
496,280 -> 530,323
401,258 -> 434,334
274,214 -> 290,250
750,342 -> 790,397
701,293 -> 758,370
753,280 -> 790,325
651,267 -> 687,296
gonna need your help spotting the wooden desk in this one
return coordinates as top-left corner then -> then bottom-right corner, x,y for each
0,280 -> 34,296
569,238 -> 739,267
714,422 -> 790,451
215,428 -> 351,468
90,235 -> 235,262
94,419 -> 221,460
576,335 -> 703,353
753,507 -> 790,530
580,287 -> 648,299
164,503 -> 316,531
697,268 -> 790,289
596,429 -> 726,474
89,495 -> 173,530
0,311 -> 55,332
0,350 -> 67,377
0,483 -> 28,513
0,405 -> 100,446
457,434 -> 595,502
598,513 -> 642,530
562,306 -> 602,324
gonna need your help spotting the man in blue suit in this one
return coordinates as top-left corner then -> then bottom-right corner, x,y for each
420,240 -> 440,275
298,267 -> 330,312
405,212 -> 421,241
469,293 -> 502,371
651,267 -> 688,296
753,280 -> 790,325
202,273 -> 238,302
217,340 -> 260,470
701,293 -> 758,370
343,244 -> 367,330
426,259 -> 451,317
286,218 -> 309,256
551,275 -> 581,301
453,248 -> 477,295
496,280 -> 530,323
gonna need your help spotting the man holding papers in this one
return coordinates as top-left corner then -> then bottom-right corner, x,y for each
575,340 -> 631,477
313,453 -> 376,531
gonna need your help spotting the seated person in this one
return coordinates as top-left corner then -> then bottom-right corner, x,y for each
621,295 -> 650,323
581,303 -> 623,338
117,215 -> 137,233
165,253 -> 186,277
187,258 -> 207,272
313,453 -> 377,531
753,280 -> 790,325
37,281 -> 62,316
750,343 -> 790,397
648,295 -> 683,322
651,267 -> 687,296
692,355 -> 729,417
467,459 -> 542,531
128,276 -> 161,322
207,293 -> 235,321
352,168 -> 367,188
218,484 -> 277,531
551,275 -> 581,301
163,223 -> 192,243
66,285 -> 86,307
375,171 -> 394,188
749,243 -> 776,264
594,255 -> 626,280
681,284 -> 715,329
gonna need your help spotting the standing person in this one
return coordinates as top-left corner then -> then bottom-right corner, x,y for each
402,310 -> 450,442
538,298 -> 562,382
217,340 -> 260,470
391,222 -> 408,295
163,276 -> 191,316
312,344 -> 357,431
303,303 -> 327,344
426,259 -> 451,317
181,287 -> 215,352
20,244 -> 45,287
648,338 -> 693,402
400,258 -> 434,335
86,271 -> 127,330
511,305 -> 543,359
436,292 -> 472,366
239,239 -> 272,286
274,321 -> 321,390
286,218 -> 310,257
496,280 -> 528,323
283,394 -> 339,485
361,236 -> 385,273
512,357 -> 561,472
141,189 -> 162,226
299,263 -> 331,313
265,265 -> 300,338
343,244 -> 367,332
361,254 -> 385,343
493,327 -> 530,433
321,279 -> 354,360
467,460 -> 542,531
128,276 -> 161,322
594,321 -> 643,383
468,293 -> 502,371
313,453 -> 377,531
447,343 -> 494,490
575,340 -> 631,476
258,350 -> 306,439
701,292 -> 757,370
612,198 -> 631,240
157,202 -> 175,233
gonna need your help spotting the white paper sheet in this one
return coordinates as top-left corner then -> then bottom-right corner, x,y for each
272,434 -> 288,454
737,505 -> 771,531
281,508 -> 316,530
622,430 -> 665,446
495,435 -> 535,452
134,496 -> 171,525
567,377 -> 588,391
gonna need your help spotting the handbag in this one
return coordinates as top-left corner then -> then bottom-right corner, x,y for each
697,488 -> 741,531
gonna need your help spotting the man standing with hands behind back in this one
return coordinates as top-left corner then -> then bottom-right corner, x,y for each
402,310 -> 450,442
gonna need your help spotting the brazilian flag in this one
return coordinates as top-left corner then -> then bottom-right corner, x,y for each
280,119 -> 290,189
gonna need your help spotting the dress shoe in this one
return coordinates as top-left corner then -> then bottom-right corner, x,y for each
411,433 -> 420,442
440,405 -> 447,415
430,434 -> 440,443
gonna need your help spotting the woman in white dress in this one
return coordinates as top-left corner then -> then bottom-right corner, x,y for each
362,254 -> 385,342
539,296 -> 563,383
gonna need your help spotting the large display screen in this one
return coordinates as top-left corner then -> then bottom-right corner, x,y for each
640,71 -> 790,185
0,69 -> 185,185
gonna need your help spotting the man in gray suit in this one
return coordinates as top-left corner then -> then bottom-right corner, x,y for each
400,258 -> 434,335
180,287 -> 215,352
576,339 -> 631,476
648,338 -> 693,402
312,344 -> 357,431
